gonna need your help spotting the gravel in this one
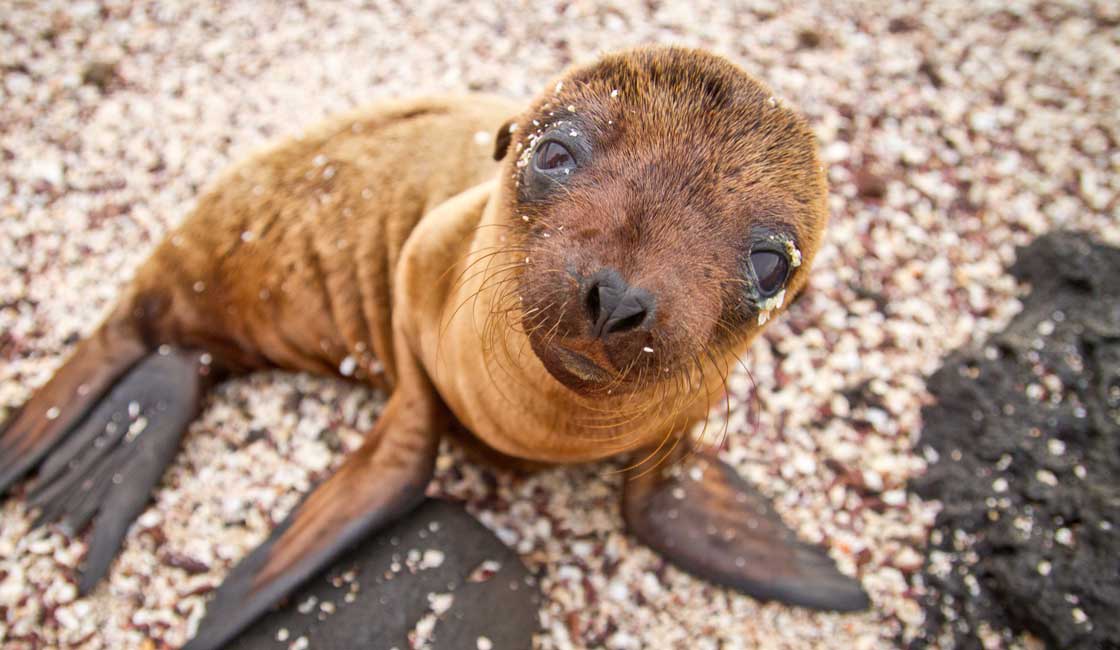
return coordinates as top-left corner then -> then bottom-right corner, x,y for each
1,1 -> 1118,649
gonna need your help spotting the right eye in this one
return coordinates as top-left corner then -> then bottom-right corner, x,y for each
534,140 -> 576,173
750,250 -> 789,297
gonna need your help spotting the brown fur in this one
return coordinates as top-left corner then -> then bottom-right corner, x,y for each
1,49 -> 856,642
118,96 -> 515,386
93,47 -> 827,467
400,47 -> 828,463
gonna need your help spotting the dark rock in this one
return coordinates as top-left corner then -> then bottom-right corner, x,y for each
855,168 -> 887,199
909,232 -> 1120,650
887,16 -> 920,33
918,59 -> 944,89
244,428 -> 270,445
797,29 -> 823,49
228,499 -> 541,650
81,61 -> 118,91
163,551 -> 210,575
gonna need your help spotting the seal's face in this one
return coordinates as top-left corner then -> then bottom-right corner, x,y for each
492,47 -> 828,397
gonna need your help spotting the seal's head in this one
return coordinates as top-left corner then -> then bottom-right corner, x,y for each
490,47 -> 827,396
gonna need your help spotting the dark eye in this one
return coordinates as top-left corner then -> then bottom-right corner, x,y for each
534,140 -> 576,172
750,250 -> 789,296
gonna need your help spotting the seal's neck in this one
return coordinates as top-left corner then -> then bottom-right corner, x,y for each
447,192 -> 731,463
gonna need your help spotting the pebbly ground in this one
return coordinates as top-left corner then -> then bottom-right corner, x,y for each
1,1 -> 1118,649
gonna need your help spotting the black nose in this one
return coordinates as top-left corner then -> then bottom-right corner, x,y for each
584,268 -> 655,338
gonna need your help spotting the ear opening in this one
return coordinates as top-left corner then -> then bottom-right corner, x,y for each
493,119 -> 517,161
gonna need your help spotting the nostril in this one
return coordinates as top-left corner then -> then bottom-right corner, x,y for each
606,308 -> 647,334
603,290 -> 653,334
586,282 -> 602,323
584,268 -> 656,338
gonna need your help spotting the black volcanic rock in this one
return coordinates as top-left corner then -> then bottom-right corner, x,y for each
910,232 -> 1120,650
227,499 -> 541,650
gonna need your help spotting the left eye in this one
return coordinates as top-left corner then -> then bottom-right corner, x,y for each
750,250 -> 789,297
534,140 -> 576,172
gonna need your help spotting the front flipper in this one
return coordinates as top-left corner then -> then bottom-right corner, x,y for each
622,450 -> 870,612
183,389 -> 442,650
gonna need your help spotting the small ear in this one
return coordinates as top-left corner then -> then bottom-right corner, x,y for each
493,119 -> 517,161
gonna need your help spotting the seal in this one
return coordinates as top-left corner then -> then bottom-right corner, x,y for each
0,46 -> 868,649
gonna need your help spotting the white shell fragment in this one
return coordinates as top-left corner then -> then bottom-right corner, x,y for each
785,240 -> 803,267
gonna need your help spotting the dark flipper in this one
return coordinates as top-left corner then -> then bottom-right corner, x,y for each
183,389 -> 442,650
0,327 -> 148,495
22,347 -> 207,592
622,450 -> 870,612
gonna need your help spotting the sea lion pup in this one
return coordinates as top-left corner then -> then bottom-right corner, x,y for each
0,46 -> 868,648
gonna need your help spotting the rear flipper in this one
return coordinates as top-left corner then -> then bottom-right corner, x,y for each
623,449 -> 871,612
0,325 -> 148,495
4,345 -> 207,593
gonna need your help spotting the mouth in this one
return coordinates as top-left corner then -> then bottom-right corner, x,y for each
553,346 -> 614,383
